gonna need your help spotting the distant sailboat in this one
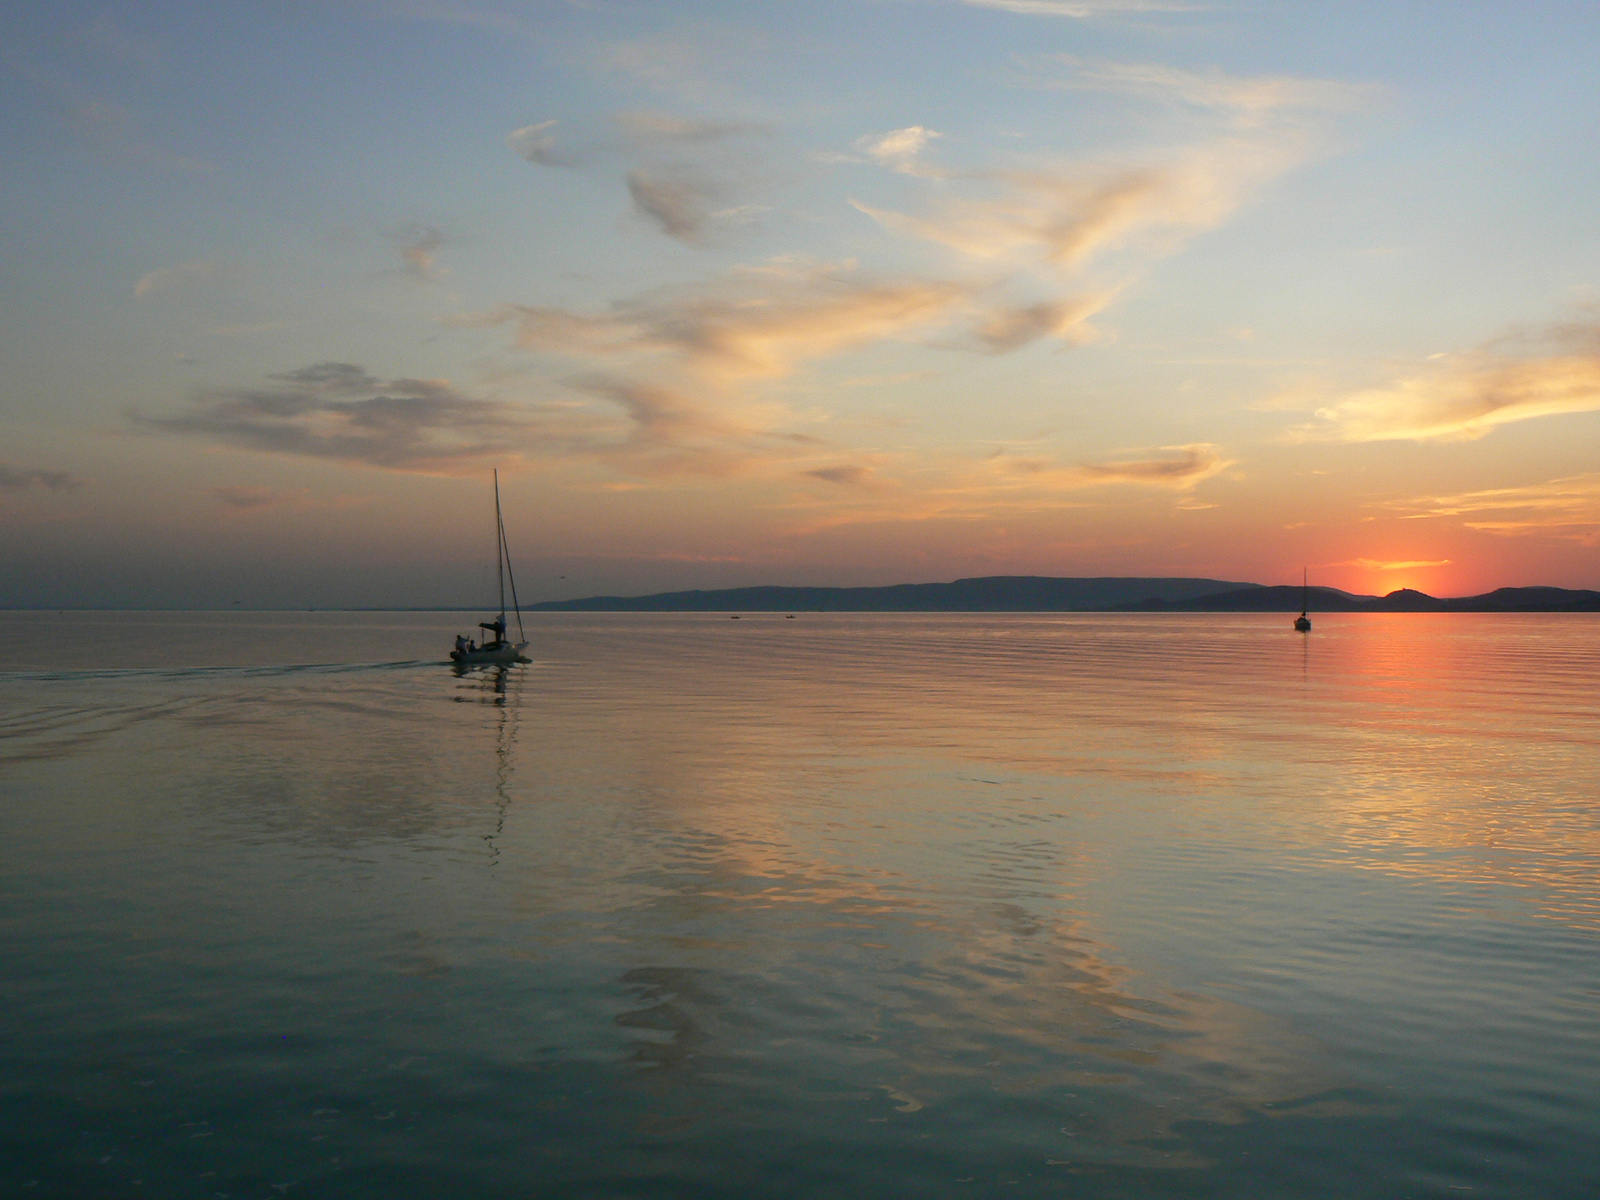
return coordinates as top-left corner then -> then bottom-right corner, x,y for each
1294,567 -> 1312,632
451,470 -> 529,666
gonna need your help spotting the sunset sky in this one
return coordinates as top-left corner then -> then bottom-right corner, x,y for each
4,0 -> 1599,607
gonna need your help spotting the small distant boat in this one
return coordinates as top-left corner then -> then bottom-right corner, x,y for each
451,469 -> 529,666
1294,567 -> 1312,632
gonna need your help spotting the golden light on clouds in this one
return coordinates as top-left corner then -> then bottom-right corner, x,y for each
1310,353 -> 1600,443
469,262 -> 975,382
1387,474 -> 1600,546
1332,558 -> 1452,572
1074,443 -> 1231,489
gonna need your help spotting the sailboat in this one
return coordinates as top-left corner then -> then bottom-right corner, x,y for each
1294,567 -> 1312,632
450,469 -> 529,666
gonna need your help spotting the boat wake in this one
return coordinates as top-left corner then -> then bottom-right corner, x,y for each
0,660 -> 451,765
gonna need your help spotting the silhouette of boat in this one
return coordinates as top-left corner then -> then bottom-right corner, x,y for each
1294,568 -> 1312,632
451,470 -> 528,666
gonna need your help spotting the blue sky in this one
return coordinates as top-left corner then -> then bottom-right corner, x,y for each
4,1 -> 1600,606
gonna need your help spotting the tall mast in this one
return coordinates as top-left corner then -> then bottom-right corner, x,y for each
1302,566 -> 1308,614
494,468 -> 506,631
501,505 -> 525,644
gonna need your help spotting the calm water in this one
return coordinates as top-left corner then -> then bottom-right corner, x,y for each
1,611 -> 1597,1199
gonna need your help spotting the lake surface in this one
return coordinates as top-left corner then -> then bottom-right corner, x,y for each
2,611 -> 1597,1198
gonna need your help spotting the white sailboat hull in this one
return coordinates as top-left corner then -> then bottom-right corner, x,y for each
450,641 -> 529,666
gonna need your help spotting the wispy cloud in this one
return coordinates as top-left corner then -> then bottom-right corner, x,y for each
466,260 -> 973,381
855,126 -> 943,174
508,109 -> 773,243
1385,474 -> 1600,545
1037,58 -> 1379,126
135,362 -> 842,481
970,294 -> 1109,351
620,110 -> 771,242
1074,443 -> 1230,488
134,363 -> 559,474
853,140 -> 1310,273
209,485 -> 362,515
777,442 -> 1227,536
804,464 -> 879,488
507,119 -> 564,166
1306,341 -> 1600,443
1330,557 -> 1452,571
391,225 -> 448,281
474,58 -> 1348,527
211,485 -> 281,510
0,463 -> 83,492
571,376 -> 819,478
851,62 -> 1362,277
134,260 -> 216,299
625,166 -> 725,242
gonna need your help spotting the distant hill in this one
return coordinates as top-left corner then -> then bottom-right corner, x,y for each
1142,585 -> 1600,613
526,576 -> 1257,612
523,576 -> 1600,613
1454,586 -> 1600,612
1131,585 -> 1371,612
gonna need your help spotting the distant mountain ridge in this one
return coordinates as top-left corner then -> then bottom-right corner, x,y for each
1144,585 -> 1600,613
527,576 -> 1255,612
527,576 -> 1600,613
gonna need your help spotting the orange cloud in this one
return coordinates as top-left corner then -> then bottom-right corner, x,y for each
852,141 -> 1308,274
472,260 -> 972,381
1386,473 -> 1600,545
1309,353 -> 1600,442
1330,558 -> 1452,571
1074,443 -> 1231,488
776,442 -> 1229,536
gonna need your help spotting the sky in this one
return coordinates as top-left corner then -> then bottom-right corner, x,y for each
3,0 -> 1600,607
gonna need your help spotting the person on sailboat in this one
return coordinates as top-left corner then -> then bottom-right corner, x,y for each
479,617 -> 506,648
455,634 -> 470,655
